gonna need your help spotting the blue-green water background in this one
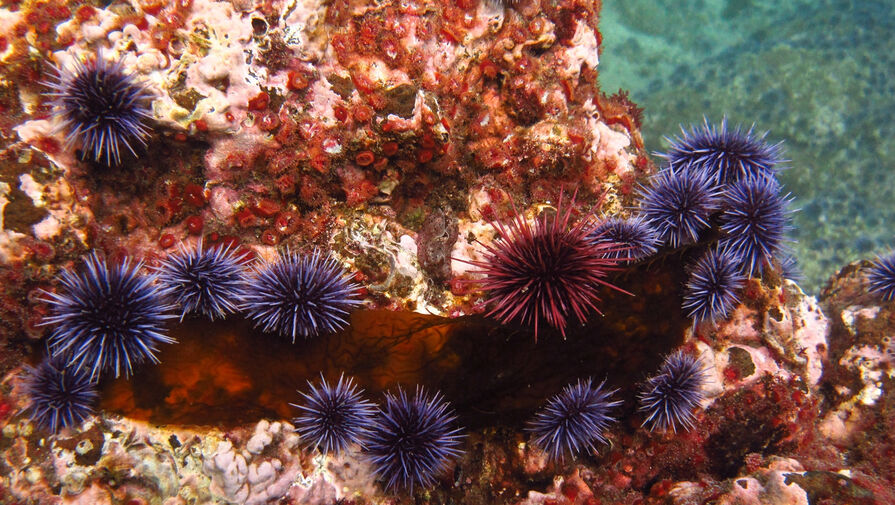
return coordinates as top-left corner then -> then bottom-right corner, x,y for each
599,0 -> 895,293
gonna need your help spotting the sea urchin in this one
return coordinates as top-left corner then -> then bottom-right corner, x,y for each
291,374 -> 376,455
638,168 -> 720,248
682,246 -> 745,323
242,250 -> 362,342
718,174 -> 792,276
639,351 -> 707,432
468,192 -> 628,339
657,118 -> 783,185
41,252 -> 175,381
45,51 -> 154,166
365,387 -> 464,491
868,253 -> 895,301
590,215 -> 661,261
23,357 -> 98,433
527,378 -> 621,462
157,241 -> 247,321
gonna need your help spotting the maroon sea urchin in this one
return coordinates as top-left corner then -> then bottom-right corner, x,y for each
467,192 -> 629,340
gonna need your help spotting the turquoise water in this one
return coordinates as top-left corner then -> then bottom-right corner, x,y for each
599,0 -> 895,293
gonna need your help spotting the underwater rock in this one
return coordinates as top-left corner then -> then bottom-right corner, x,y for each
1,0 -> 893,504
1,0 -> 648,353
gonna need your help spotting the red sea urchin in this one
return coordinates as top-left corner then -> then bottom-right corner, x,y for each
467,192 -> 629,340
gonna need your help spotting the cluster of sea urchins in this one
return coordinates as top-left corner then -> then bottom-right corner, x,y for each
526,351 -> 707,462
468,121 -> 794,338
465,119 -> 794,340
648,118 -> 795,323
27,243 -> 361,433
291,374 -> 464,491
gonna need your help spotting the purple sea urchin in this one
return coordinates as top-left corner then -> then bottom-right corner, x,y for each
527,378 -> 621,462
45,52 -> 154,166
868,253 -> 895,301
365,387 -> 464,491
41,253 -> 175,381
718,174 -> 793,276
639,168 -> 720,248
638,351 -> 707,432
157,241 -> 247,321
777,251 -> 803,282
467,193 -> 628,340
23,357 -> 98,433
242,250 -> 362,342
590,215 -> 661,261
658,118 -> 784,185
682,247 -> 745,322
291,374 -> 376,455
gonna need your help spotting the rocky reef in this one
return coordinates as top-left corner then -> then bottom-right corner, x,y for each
0,0 -> 893,504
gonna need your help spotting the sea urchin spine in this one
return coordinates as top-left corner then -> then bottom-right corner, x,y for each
868,252 -> 895,301
527,378 -> 621,462
718,174 -> 793,276
657,117 -> 784,185
639,351 -> 707,433
242,250 -> 362,342
23,357 -> 98,434
365,387 -> 464,491
467,192 -> 629,340
44,51 -> 154,166
41,252 -> 175,381
157,240 -> 248,321
291,374 -> 376,455
590,215 -> 661,262
638,168 -> 720,248
682,246 -> 745,323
